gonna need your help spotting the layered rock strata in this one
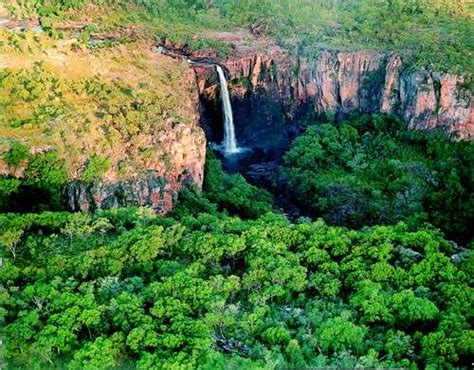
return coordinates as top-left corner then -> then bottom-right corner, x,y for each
192,35 -> 473,141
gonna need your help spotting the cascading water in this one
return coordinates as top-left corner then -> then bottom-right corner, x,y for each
155,48 -> 243,156
215,65 -> 239,154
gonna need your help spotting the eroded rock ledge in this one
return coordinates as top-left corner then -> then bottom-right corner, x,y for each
65,116 -> 206,214
65,170 -> 199,214
0,43 -> 206,214
191,32 -> 473,141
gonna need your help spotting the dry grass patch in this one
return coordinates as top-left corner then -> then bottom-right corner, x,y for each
1,33 -> 200,181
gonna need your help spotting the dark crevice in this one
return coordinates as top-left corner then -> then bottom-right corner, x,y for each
431,71 -> 442,120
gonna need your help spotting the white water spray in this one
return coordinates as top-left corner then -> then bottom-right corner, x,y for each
215,65 -> 239,154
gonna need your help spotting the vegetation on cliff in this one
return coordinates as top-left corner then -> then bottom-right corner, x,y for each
0,31 -> 204,210
5,0 -> 473,72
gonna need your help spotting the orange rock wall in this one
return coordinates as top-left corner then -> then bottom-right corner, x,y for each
195,49 -> 473,139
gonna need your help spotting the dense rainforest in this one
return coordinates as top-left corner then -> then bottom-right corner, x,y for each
1,115 -> 473,368
282,115 -> 474,244
1,0 -> 473,369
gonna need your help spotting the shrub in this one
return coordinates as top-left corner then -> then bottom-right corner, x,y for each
3,141 -> 29,168
81,155 -> 111,183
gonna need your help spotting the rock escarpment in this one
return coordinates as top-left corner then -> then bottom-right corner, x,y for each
0,42 -> 206,214
63,61 -> 207,214
192,33 -> 473,148
65,120 -> 206,214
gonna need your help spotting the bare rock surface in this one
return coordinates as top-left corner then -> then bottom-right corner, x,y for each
192,30 -> 472,140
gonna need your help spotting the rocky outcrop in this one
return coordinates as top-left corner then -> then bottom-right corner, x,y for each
1,42 -> 207,214
66,110 -> 206,214
66,172 -> 190,214
400,71 -> 473,137
192,33 -> 473,142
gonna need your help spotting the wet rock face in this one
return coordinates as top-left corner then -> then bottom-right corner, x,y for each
194,47 -> 473,145
195,54 -> 302,157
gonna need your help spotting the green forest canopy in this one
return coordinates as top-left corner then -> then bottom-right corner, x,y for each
1,115 -> 473,368
6,0 -> 474,73
1,204 -> 473,368
283,114 -> 474,244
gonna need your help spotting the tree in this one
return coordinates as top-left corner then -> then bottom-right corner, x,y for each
69,334 -> 125,370
318,316 -> 367,354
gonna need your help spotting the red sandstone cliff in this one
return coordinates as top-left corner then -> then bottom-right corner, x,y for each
192,32 -> 473,140
66,63 -> 207,214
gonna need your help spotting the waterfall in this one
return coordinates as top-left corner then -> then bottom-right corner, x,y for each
215,65 -> 239,154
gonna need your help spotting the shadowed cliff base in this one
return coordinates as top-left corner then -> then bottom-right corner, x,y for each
191,32 -> 472,145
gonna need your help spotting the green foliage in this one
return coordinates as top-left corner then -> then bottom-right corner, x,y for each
203,151 -> 273,218
0,178 -> 21,209
69,333 -> 125,370
283,114 -> 474,243
216,0 -> 473,73
1,208 -> 472,368
23,150 -> 68,189
318,316 -> 366,354
16,150 -> 67,209
1,64 -> 71,130
3,141 -> 30,168
8,0 -> 472,72
0,149 -> 67,211
81,155 -> 111,183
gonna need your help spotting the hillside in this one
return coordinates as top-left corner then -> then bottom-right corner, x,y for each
0,26 -> 205,212
3,0 -> 473,73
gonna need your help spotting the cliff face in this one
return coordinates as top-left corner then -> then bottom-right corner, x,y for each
65,120 -> 206,214
193,35 -> 473,146
1,41 -> 206,214
63,62 -> 207,213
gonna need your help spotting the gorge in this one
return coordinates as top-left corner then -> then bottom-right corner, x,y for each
1,31 -> 473,214
184,32 -> 474,200
193,34 -> 473,155
1,1 -> 473,369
